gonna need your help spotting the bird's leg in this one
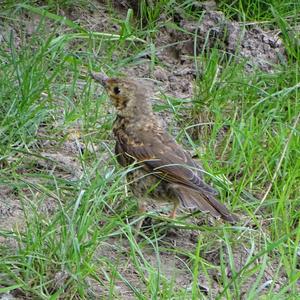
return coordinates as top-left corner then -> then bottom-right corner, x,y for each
169,200 -> 179,219
135,201 -> 146,234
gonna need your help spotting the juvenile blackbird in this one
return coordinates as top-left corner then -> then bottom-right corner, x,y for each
92,72 -> 238,223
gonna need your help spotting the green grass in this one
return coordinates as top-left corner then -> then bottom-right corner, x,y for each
0,0 -> 300,299
219,0 -> 300,21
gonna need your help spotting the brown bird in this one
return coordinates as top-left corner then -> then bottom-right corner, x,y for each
92,72 -> 238,223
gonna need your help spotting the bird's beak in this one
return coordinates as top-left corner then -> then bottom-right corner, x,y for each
90,71 -> 109,88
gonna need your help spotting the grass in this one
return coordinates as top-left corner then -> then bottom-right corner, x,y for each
0,0 -> 300,299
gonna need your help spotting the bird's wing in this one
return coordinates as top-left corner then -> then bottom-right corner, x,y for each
115,125 -> 238,223
116,128 -> 217,195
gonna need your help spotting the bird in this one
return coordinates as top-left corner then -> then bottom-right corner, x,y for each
91,71 -> 238,225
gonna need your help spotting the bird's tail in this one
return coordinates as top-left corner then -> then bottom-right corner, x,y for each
173,187 -> 238,223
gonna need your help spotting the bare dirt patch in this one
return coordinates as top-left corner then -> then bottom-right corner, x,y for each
156,8 -> 285,72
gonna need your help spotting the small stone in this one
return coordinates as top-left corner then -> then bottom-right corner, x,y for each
153,66 -> 168,82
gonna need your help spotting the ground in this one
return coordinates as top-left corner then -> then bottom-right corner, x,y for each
0,1 -> 300,299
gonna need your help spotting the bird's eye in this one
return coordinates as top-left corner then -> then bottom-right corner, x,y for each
113,86 -> 121,95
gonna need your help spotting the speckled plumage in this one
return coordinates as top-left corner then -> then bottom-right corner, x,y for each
92,72 -> 238,222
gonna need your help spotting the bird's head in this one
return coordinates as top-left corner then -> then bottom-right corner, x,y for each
91,72 -> 153,118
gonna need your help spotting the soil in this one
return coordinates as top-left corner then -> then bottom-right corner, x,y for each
156,8 -> 285,72
0,1 -> 293,299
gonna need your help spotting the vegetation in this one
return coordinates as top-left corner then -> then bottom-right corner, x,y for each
0,0 -> 299,298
